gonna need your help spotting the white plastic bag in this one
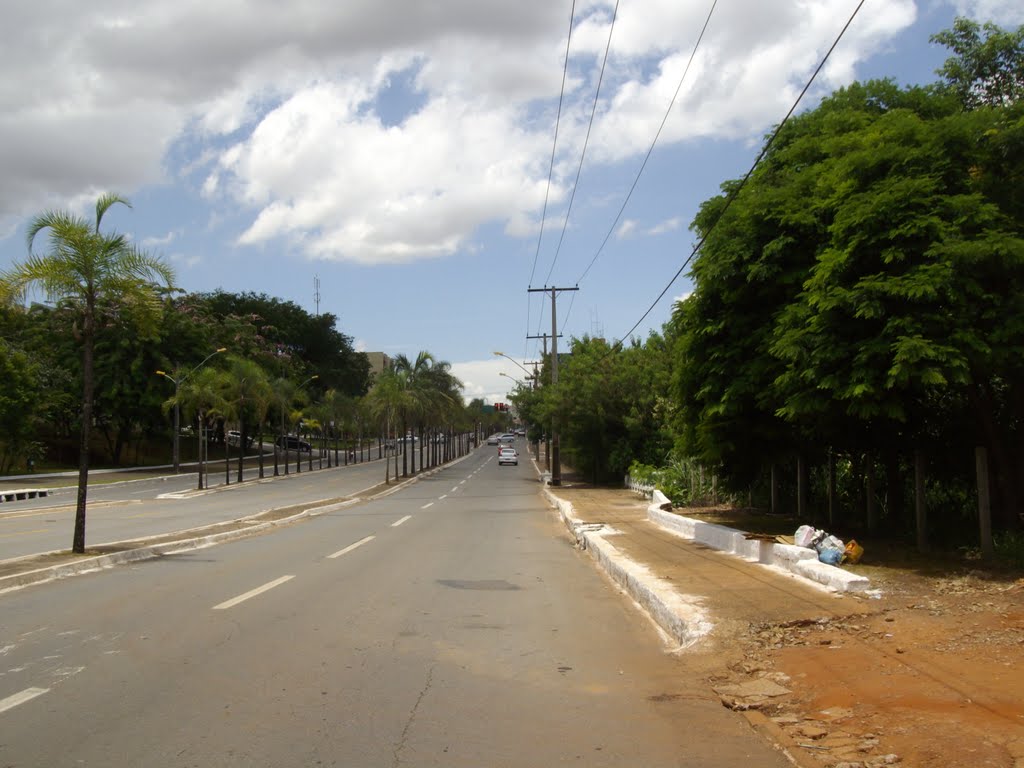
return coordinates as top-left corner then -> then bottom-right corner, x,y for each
816,534 -> 844,553
795,525 -> 818,548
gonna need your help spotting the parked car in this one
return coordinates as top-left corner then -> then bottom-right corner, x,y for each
276,435 -> 311,452
227,430 -> 255,449
497,447 -> 518,466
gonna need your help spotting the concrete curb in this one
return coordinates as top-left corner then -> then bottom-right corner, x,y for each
542,486 -> 712,648
646,490 -> 870,593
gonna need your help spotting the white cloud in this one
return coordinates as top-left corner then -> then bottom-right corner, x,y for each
616,219 -> 638,239
169,252 -> 200,269
451,357 -> 532,405
951,1 -> 1024,25
142,230 -> 180,247
0,0 -> 934,261
647,217 -> 680,236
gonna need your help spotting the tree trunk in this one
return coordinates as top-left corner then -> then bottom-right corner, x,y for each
73,320 -> 95,554
827,450 -> 836,527
770,464 -> 779,515
865,452 -> 878,533
972,381 -> 1022,530
884,449 -> 904,531
797,455 -> 807,523
976,446 -> 994,560
914,449 -> 927,554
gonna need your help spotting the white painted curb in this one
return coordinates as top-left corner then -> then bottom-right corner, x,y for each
543,487 -> 712,648
647,490 -> 869,593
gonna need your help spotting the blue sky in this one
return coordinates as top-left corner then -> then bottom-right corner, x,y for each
1,0 -> 1021,403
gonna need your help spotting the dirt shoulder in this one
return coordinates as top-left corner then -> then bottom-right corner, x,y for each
623,497 -> 1024,768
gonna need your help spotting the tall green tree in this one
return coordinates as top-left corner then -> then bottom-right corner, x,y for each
1,194 -> 175,552
0,339 -> 40,473
932,17 -> 1024,109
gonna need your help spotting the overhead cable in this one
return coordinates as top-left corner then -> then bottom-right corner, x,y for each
610,0 -> 868,350
543,0 -> 621,289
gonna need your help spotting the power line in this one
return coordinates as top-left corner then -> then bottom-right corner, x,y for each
576,0 -> 718,287
609,0 -> 868,350
528,0 -> 577,349
563,0 -> 718,336
543,0 -> 621,288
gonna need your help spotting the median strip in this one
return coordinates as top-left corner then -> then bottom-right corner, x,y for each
212,575 -> 295,610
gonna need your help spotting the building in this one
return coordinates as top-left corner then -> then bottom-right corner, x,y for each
365,352 -> 392,380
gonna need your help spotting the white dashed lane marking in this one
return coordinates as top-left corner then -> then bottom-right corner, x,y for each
0,687 -> 49,714
327,535 -> 376,559
421,502 -> 434,509
391,515 -> 412,528
212,575 -> 295,610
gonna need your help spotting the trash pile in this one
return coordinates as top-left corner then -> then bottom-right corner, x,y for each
794,525 -> 863,566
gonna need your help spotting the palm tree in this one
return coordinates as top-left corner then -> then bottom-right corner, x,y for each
0,194 -> 174,553
420,357 -> 462,465
367,367 -> 408,484
270,378 -> 297,476
173,366 -> 226,490
221,357 -> 272,482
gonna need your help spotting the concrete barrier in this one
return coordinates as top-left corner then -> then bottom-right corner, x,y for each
647,491 -> 869,594
1,489 -> 49,503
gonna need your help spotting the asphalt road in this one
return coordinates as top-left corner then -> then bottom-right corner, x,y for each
0,445 -> 788,767
0,452 -> 393,559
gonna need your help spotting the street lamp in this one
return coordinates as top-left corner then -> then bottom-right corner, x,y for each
493,351 -> 533,380
156,347 -> 227,473
499,371 -> 525,388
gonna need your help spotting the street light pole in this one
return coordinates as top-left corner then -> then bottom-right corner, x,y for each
156,347 -> 226,475
493,351 -> 534,379
499,371 -> 524,388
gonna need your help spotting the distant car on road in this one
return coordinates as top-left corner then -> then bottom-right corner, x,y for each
276,435 -> 311,453
487,435 -> 500,445
498,447 -> 518,466
499,434 -> 516,445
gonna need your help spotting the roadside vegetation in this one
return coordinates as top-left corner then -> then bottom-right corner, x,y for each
512,18 -> 1024,561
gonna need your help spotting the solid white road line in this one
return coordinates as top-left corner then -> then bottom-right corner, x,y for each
327,535 -> 375,559
391,515 -> 412,528
212,575 -> 295,610
421,502 -> 434,509
0,687 -> 49,714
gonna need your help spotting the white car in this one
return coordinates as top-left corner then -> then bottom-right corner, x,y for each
499,434 -> 516,444
497,447 -> 518,466
487,435 -> 500,445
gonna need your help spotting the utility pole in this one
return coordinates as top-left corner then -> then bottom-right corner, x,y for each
528,285 -> 578,486
527,332 -> 558,472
